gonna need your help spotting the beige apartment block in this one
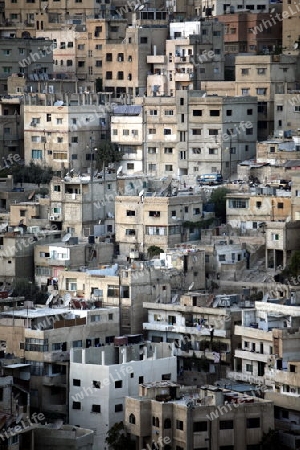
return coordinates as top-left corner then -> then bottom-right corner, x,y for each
114,193 -> 203,255
24,93 -> 111,175
291,172 -> 300,220
102,10 -> 168,98
226,190 -> 292,231
235,54 -> 299,139
282,0 -> 300,51
265,221 -> 300,269
256,137 -> 300,165
147,20 -> 225,96
0,305 -> 119,422
274,91 -> 300,132
0,95 -> 23,162
0,0 -> 112,38
125,383 -> 274,450
0,227 -> 62,285
111,105 -> 144,174
48,174 -> 117,236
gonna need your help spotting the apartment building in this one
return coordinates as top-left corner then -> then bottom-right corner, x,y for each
282,0 -> 300,52
48,173 -> 117,236
290,172 -> 300,220
24,92 -> 113,175
0,38 -> 54,94
256,136 -> 300,165
146,20 -> 225,96
235,54 -> 299,139
274,91 -> 300,132
0,305 -> 119,422
114,193 -> 203,254
0,95 -> 23,163
69,341 -> 177,450
217,11 -> 282,55
0,226 -> 62,286
125,382 -> 274,450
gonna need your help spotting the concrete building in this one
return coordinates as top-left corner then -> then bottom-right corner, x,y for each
32,424 -> 94,450
146,20 -> 225,97
124,382 -> 274,450
48,174 -> 117,237
274,91 -> 300,133
0,305 -> 120,422
0,95 -> 23,164
69,341 -> 177,450
217,11 -> 282,55
0,38 -> 53,94
23,92 -> 112,175
235,54 -> 300,139
114,192 -> 203,255
282,0 -> 300,52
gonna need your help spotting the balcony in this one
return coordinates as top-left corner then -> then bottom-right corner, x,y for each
235,349 -> 270,363
143,322 -> 228,338
234,325 -> 273,341
175,72 -> 193,82
43,374 -> 67,386
147,55 -> 167,64
265,390 -> 300,410
43,403 -> 67,414
43,351 -> 70,363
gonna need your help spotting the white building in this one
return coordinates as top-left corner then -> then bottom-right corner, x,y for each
69,341 -> 177,450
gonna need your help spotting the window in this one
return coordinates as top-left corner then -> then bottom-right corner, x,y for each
210,110 -> 220,116
129,413 -> 136,424
277,105 -> 283,111
229,199 -> 248,208
209,148 -> 218,155
165,165 -> 173,171
192,147 -> 201,154
72,401 -> 81,410
106,71 -> 112,80
180,151 -> 186,160
176,420 -> 184,430
91,404 -> 101,413
247,109 -> 253,115
241,68 -> 249,75
242,88 -> 249,95
278,202 -> 284,209
108,314 -> 113,320
146,226 -> 167,236
107,285 -> 119,297
115,380 -> 122,389
220,420 -> 234,429
295,106 -> 300,112
256,201 -> 261,208
246,364 -> 253,372
226,110 -> 232,116
246,128 -> 253,135
193,109 -> 202,116
247,418 -> 260,428
71,136 -> 78,143
148,128 -> 156,134
148,147 -> 156,154
149,211 -> 160,217
162,373 -> 171,380
193,421 -> 207,432
140,37 -> 148,44
127,210 -> 136,216
165,110 -> 174,115
149,109 -> 157,115
192,129 -> 202,135
57,137 -> 63,143
272,233 -> 279,241
139,376 -> 144,383
66,278 -> 77,291
193,208 -> 200,215
127,163 -> 134,170
32,150 -> 42,159
257,68 -> 266,74
115,404 -> 123,412
208,129 -> 219,136
73,379 -> 81,386
73,340 -> 82,348
148,164 -> 156,171
56,118 -> 62,125
164,129 -> 172,135
117,71 -> 124,80
256,88 -> 267,95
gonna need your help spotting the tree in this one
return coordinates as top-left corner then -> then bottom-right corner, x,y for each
12,162 -> 53,187
148,245 -> 164,258
12,278 -> 38,301
282,250 -> 300,279
94,140 -> 124,174
209,187 -> 228,223
260,429 -> 289,450
105,422 -> 135,450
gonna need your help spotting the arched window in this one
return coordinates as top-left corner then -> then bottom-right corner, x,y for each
164,418 -> 171,429
129,413 -> 135,424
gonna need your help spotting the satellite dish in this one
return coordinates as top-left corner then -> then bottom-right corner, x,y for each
54,100 -> 64,106
139,189 -> 144,196
62,233 -> 71,242
117,166 -> 123,175
188,282 -> 194,291
63,293 -> 71,306
294,42 -> 299,49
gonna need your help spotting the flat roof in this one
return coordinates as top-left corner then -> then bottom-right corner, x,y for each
0,307 -> 70,319
4,364 -> 30,369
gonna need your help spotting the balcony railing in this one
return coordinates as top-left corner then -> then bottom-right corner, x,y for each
43,350 -> 70,362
